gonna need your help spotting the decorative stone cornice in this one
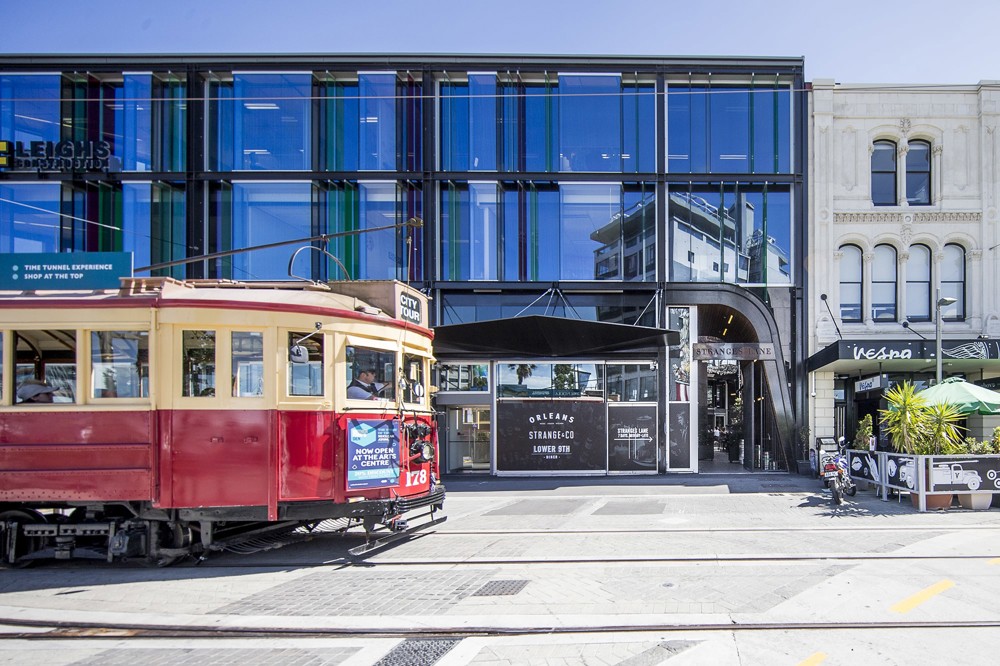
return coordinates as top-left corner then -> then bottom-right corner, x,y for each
833,211 -> 982,224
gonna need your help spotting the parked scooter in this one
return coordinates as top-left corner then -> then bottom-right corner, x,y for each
821,438 -> 857,505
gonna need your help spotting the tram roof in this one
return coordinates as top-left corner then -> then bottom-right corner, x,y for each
0,278 -> 428,330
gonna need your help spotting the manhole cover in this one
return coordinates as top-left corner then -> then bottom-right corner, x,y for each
472,579 -> 530,596
373,638 -> 459,666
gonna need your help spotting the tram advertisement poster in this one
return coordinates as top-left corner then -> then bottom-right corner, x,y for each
496,399 -> 604,472
346,418 -> 401,490
608,404 -> 658,472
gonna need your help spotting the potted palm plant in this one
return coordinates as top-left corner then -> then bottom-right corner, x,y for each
880,382 -> 964,509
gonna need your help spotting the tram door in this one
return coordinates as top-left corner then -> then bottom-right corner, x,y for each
166,328 -> 272,508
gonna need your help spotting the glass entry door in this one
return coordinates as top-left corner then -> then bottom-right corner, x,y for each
445,406 -> 492,472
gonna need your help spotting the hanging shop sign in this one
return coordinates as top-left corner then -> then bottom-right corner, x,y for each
692,342 -> 776,361
496,399 -> 605,472
0,252 -> 132,290
854,374 -> 884,393
0,140 -> 115,172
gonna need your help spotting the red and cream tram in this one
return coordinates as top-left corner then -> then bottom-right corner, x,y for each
0,278 -> 444,565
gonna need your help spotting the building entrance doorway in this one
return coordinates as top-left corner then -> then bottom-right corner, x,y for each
444,406 -> 492,472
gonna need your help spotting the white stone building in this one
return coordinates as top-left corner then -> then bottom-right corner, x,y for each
808,79 -> 1000,447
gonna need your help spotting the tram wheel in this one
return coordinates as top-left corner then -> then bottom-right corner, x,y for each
0,508 -> 46,567
148,521 -> 194,567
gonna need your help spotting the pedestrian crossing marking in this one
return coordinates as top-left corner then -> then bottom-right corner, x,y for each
890,579 -> 955,613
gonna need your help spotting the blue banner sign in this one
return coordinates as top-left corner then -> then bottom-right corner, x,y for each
0,252 -> 132,290
346,418 -> 401,490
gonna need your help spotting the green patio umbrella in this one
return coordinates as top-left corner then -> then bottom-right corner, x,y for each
918,377 -> 1000,415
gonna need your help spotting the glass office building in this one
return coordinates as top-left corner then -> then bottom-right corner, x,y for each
0,54 -> 807,475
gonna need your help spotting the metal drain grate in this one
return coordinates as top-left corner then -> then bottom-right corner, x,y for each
472,579 -> 529,596
373,638 -> 459,666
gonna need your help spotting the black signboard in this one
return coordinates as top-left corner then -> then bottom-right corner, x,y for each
668,403 -> 692,469
927,457 -> 1000,492
496,399 -> 605,472
608,404 -> 657,473
847,450 -> 879,483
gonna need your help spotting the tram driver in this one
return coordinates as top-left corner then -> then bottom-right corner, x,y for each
348,365 -> 383,400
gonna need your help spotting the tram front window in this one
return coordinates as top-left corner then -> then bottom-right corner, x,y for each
402,353 -> 426,404
346,345 -> 395,401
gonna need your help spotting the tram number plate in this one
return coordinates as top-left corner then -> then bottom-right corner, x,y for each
404,469 -> 428,486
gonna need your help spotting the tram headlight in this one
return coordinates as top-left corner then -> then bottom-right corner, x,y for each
410,440 -> 434,463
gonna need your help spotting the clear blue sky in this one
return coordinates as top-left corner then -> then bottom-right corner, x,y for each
2,0 -> 998,84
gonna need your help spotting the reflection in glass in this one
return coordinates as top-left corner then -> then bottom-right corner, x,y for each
668,185 -> 791,284
436,363 -> 489,391
906,140 -> 931,205
209,73 -> 311,171
667,83 -> 791,174
839,245 -> 863,322
941,244 -> 965,319
232,331 -> 264,397
871,140 -> 897,206
0,183 -> 61,253
182,330 -> 215,397
606,363 -> 658,402
906,244 -> 931,321
288,332 -> 323,396
221,182 -> 311,281
441,182 -> 498,280
497,362 -> 603,398
0,74 -> 60,144
124,182 -> 186,278
441,74 -> 498,171
560,184 -> 620,280
871,244 -> 897,321
91,331 -> 149,398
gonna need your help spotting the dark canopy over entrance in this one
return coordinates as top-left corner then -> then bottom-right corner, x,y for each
433,315 -> 678,358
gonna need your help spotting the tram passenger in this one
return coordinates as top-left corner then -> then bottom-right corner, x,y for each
348,366 -> 383,400
16,379 -> 57,404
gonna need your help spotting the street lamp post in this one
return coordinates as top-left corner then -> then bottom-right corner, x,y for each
935,289 -> 958,384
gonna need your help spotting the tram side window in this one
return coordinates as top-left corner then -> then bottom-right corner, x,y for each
346,345 -> 395,401
182,330 -> 216,397
288,332 -> 323,396
14,329 -> 77,403
402,353 -> 426,404
91,331 -> 149,398
232,331 -> 264,397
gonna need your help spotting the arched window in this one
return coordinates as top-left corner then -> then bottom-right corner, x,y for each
941,244 -> 965,320
905,244 -> 931,322
872,244 -> 897,321
839,244 -> 863,322
871,140 -> 897,206
906,140 -> 931,205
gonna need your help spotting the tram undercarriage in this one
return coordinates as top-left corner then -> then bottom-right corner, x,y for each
1,485 -> 445,566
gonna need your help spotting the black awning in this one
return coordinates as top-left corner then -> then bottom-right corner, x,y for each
433,315 -> 678,358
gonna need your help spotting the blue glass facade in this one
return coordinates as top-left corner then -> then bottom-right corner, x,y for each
0,55 -> 807,473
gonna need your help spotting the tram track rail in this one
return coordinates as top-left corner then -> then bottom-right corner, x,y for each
3,617 -> 1000,640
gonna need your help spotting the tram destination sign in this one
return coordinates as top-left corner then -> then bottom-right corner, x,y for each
0,252 -> 132,290
693,342 -> 776,361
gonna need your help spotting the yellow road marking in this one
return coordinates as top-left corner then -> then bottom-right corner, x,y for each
990,557 -> 1000,565
891,579 -> 955,613
798,653 -> 827,666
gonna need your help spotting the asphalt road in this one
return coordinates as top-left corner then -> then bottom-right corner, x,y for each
2,473 -> 1000,665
